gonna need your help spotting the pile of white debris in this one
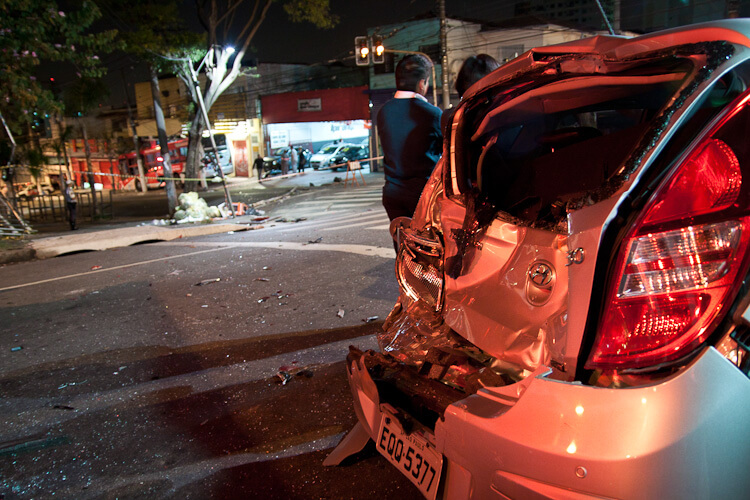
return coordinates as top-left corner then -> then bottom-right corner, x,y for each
173,192 -> 224,223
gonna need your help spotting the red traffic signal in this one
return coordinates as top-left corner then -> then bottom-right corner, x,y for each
372,35 -> 385,64
355,36 -> 370,66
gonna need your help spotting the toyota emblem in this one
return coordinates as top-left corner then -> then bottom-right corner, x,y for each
529,263 -> 554,287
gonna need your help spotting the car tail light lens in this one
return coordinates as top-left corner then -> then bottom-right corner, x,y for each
395,232 -> 444,311
586,92 -> 750,371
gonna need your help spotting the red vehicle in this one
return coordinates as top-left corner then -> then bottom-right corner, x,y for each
118,138 -> 188,190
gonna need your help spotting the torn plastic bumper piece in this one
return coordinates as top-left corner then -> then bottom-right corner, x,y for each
329,346 -> 750,499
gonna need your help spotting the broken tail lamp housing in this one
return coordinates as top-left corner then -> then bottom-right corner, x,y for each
396,231 -> 444,312
587,91 -> 750,371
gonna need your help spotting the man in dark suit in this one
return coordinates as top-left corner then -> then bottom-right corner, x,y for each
377,54 -> 443,225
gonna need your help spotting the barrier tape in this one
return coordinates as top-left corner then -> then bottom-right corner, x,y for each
3,155 -> 386,182
70,170 -> 202,182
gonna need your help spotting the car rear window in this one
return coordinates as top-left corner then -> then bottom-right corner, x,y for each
455,55 -> 696,226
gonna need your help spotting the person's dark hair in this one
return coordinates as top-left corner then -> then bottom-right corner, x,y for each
395,54 -> 433,92
455,54 -> 500,98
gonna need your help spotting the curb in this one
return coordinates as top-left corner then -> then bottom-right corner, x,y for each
0,246 -> 36,265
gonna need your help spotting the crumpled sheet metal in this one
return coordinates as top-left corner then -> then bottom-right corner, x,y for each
378,295 -> 519,391
378,298 -> 453,368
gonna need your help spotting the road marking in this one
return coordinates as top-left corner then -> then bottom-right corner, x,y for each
290,201 -> 376,210
322,219 -> 392,231
0,247 -> 226,292
164,240 -> 394,258
0,241 -> 393,292
276,212 -> 387,233
296,196 -> 381,203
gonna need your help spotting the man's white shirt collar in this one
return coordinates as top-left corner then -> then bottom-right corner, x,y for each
394,90 -> 428,103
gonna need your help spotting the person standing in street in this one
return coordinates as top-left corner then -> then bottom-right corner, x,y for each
377,54 -> 443,225
63,178 -> 78,230
442,53 -> 500,133
280,150 -> 290,175
455,54 -> 500,100
290,147 -> 299,173
253,155 -> 264,182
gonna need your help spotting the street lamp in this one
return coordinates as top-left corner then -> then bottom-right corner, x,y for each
188,48 -> 235,217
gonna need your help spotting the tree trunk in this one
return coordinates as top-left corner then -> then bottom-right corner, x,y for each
149,66 -> 177,215
55,117 -> 73,181
185,118 -> 205,192
80,120 -> 98,217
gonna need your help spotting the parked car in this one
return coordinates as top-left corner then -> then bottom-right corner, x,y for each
309,142 -> 356,170
16,182 -> 54,198
327,144 -> 369,171
328,20 -> 750,500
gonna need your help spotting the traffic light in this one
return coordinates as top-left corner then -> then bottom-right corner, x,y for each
372,35 -> 385,64
355,36 -> 370,66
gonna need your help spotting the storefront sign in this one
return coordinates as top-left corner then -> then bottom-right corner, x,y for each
297,98 -> 322,112
270,130 -> 289,149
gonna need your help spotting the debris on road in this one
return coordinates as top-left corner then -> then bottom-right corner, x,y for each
91,265 -> 102,270
195,278 -> 221,286
306,237 -> 323,244
277,370 -> 292,385
364,316 -> 379,323
258,296 -> 270,303
174,192 -> 222,223
10,346 -> 22,352
254,278 -> 270,282
337,309 -> 345,318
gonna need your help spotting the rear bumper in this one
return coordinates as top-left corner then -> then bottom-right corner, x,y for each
346,347 -> 750,499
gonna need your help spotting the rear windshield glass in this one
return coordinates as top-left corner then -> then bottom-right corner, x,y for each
459,57 -> 694,225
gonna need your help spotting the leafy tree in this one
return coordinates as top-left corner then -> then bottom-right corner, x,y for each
0,0 -> 117,198
0,0 -> 117,134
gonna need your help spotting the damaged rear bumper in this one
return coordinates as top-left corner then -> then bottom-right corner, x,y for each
338,346 -> 750,500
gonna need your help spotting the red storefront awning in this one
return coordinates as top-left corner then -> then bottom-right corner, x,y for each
261,86 -> 370,124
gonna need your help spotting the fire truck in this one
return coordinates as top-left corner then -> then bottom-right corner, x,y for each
118,138 -> 188,190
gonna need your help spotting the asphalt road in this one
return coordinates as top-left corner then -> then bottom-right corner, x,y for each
0,180 -> 424,499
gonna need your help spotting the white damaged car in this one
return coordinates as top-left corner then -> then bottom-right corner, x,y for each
326,20 -> 750,500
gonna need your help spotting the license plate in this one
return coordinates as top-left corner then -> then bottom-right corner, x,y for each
376,411 -> 443,500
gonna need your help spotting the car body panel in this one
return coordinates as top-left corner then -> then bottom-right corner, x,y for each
346,346 -> 750,499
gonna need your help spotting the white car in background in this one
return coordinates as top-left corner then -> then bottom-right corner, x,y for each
309,143 -> 354,170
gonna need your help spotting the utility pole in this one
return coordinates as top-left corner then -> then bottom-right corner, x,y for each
439,0 -> 450,109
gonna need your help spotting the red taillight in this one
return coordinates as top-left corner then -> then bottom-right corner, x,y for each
586,92 -> 750,371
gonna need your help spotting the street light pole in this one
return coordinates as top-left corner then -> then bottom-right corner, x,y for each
188,54 -> 235,217
439,0 -> 451,109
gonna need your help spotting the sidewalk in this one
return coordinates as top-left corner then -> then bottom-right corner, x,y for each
0,168 -> 385,265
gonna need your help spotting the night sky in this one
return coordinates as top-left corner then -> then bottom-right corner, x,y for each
248,0 -> 506,64
38,0 -> 507,107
